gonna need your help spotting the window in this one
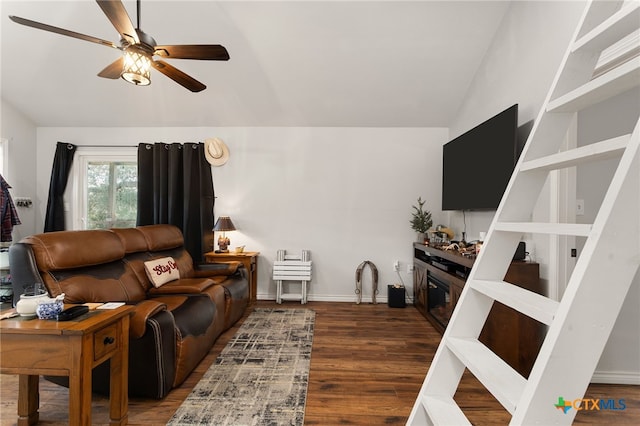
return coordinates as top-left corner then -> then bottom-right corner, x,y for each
86,161 -> 137,229
70,148 -> 137,230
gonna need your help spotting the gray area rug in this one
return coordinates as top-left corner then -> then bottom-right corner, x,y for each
168,308 -> 315,425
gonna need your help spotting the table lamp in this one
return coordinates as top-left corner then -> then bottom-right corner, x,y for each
213,216 -> 236,253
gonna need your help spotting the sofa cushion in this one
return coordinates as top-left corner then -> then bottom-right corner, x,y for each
147,277 -> 216,295
23,230 -> 124,270
137,224 -> 184,251
111,227 -> 148,253
192,261 -> 241,277
144,257 -> 180,288
43,259 -> 148,303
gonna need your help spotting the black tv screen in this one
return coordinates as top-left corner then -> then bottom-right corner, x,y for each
442,104 -> 518,211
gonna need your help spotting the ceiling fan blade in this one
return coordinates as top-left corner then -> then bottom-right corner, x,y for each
9,15 -> 120,49
98,57 -> 125,79
151,60 -> 206,92
154,45 -> 230,61
96,0 -> 139,45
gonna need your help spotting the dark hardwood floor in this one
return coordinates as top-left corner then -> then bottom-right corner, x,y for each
1,301 -> 638,425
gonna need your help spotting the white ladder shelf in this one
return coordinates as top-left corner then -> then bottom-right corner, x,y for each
408,1 -> 640,424
274,249 -> 312,304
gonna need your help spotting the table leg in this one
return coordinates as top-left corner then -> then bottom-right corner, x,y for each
249,257 -> 258,305
17,374 -> 39,426
69,335 -> 93,426
109,316 -> 129,425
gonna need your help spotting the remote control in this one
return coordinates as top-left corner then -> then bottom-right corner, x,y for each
56,305 -> 89,321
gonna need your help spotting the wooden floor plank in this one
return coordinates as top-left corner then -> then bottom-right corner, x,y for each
1,301 -> 638,425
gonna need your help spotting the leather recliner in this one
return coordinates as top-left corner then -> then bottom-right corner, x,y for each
9,224 -> 249,398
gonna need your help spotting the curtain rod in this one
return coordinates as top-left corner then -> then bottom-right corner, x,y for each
77,145 -> 138,148
77,143 -> 203,148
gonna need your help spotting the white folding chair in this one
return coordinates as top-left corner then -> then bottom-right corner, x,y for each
273,249 -> 312,304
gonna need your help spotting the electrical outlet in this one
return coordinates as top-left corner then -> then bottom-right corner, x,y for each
407,264 -> 414,273
393,260 -> 399,271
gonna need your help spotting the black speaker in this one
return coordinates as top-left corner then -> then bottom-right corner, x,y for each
387,285 -> 406,308
513,241 -> 526,261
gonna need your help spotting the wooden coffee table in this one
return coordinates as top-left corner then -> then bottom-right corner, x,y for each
0,305 -> 133,425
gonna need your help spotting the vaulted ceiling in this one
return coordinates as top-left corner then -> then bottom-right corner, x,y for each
1,1 -> 510,128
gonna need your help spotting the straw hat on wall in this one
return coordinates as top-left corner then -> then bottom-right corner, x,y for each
204,138 -> 230,166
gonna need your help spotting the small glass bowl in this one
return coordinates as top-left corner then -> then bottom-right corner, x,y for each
36,300 -> 64,320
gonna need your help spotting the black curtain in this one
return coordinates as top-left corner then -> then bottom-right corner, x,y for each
137,143 -> 215,262
44,142 -> 77,232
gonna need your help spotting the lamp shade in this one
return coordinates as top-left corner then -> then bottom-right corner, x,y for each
213,216 -> 236,232
122,49 -> 151,86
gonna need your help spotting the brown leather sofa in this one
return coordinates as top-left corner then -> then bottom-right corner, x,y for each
9,224 -> 249,398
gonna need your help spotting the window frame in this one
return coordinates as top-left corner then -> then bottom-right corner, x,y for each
70,147 -> 137,230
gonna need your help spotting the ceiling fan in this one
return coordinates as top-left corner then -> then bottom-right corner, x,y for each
9,0 -> 229,92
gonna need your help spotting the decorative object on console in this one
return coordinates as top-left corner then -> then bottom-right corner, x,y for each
410,196 -> 432,243
430,224 -> 454,245
435,225 -> 454,240
213,216 -> 236,253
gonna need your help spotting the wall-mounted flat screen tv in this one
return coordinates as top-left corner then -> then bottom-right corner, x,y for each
442,104 -> 519,211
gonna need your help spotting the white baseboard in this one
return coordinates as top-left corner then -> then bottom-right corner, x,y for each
591,370 -> 640,385
257,293 -> 414,305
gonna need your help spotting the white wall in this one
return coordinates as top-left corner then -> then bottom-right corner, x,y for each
447,0 -> 638,383
0,99 -> 37,241
35,126 -> 448,302
576,88 -> 640,384
445,0 -> 585,248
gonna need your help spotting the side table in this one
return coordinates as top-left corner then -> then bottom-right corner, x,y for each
0,305 -> 133,425
205,251 -> 259,305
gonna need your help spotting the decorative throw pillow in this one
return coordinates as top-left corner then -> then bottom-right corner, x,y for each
144,257 -> 180,288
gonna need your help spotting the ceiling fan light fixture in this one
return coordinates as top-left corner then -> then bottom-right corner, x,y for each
11,0 -> 229,92
122,49 -> 151,86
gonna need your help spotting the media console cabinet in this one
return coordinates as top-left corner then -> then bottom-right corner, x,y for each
413,242 -> 544,377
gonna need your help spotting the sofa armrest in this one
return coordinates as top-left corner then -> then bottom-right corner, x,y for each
193,261 -> 241,277
147,278 -> 216,295
130,299 -> 167,339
